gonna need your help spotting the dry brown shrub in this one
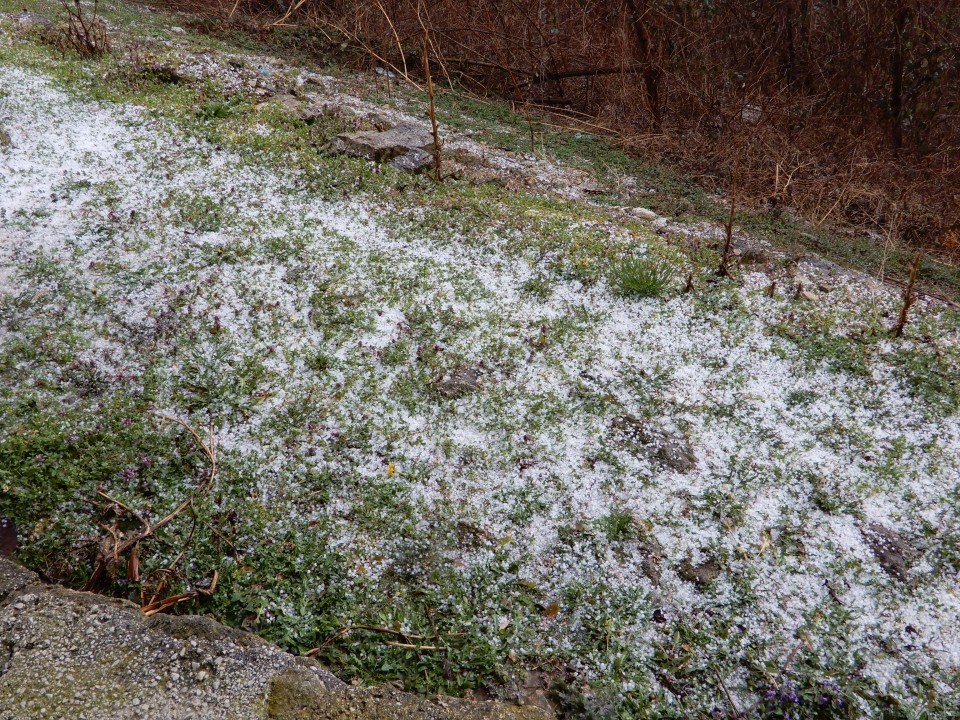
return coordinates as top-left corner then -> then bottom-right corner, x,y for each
166,0 -> 960,261
57,0 -> 111,58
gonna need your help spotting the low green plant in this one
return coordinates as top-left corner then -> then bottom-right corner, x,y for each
305,349 -> 336,373
598,508 -> 638,542
198,99 -> 234,120
610,256 -> 675,298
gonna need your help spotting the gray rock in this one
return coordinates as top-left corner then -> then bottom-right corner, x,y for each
0,558 -> 550,720
646,429 -> 697,471
276,93 -> 302,114
740,104 -> 762,124
270,668 -> 551,719
625,207 -> 658,221
13,11 -> 53,31
0,558 -> 35,602
332,121 -> 436,169
389,148 -> 434,172
297,105 -> 322,124
862,522 -> 916,580
365,112 -> 393,131
637,533 -> 664,585
737,245 -> 769,265
576,179 -> 604,195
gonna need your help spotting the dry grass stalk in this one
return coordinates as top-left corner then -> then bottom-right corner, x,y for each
140,570 -> 218,616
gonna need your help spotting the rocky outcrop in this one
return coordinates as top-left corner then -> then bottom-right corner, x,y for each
331,122 -> 436,172
0,559 -> 549,720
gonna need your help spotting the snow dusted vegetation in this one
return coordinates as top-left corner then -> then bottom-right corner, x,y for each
1,4 -> 959,717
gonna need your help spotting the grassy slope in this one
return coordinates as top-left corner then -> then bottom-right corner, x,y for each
1,2 -> 959,719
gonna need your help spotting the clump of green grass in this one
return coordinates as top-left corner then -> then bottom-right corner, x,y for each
598,508 -> 639,542
610,256 -> 675,299
305,349 -> 336,372
198,99 -> 234,120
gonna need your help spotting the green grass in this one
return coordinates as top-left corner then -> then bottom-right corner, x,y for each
2,2 -> 960,718
609,256 -> 676,299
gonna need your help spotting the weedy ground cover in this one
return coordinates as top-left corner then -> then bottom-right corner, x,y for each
1,2 -> 959,718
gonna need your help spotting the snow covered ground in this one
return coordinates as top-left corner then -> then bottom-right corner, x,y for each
1,7 -> 958,717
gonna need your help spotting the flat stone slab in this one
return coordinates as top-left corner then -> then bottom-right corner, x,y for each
331,122 -> 437,171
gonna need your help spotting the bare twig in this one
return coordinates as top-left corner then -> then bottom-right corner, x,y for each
780,640 -> 806,675
384,640 -> 447,651
303,622 -> 463,658
885,278 -> 960,310
891,251 -> 922,337
269,0 -> 311,29
718,157 -> 739,277
714,667 -> 742,719
373,0 -> 409,79
312,16 -> 422,91
420,25 -> 443,180
96,489 -> 152,534
140,570 -> 218,616
126,542 -> 140,583
337,624 -> 429,640
512,63 -> 646,89
85,413 -> 217,592
57,0 -> 110,58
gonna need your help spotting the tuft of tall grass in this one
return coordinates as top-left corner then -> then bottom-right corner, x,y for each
609,256 -> 675,298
